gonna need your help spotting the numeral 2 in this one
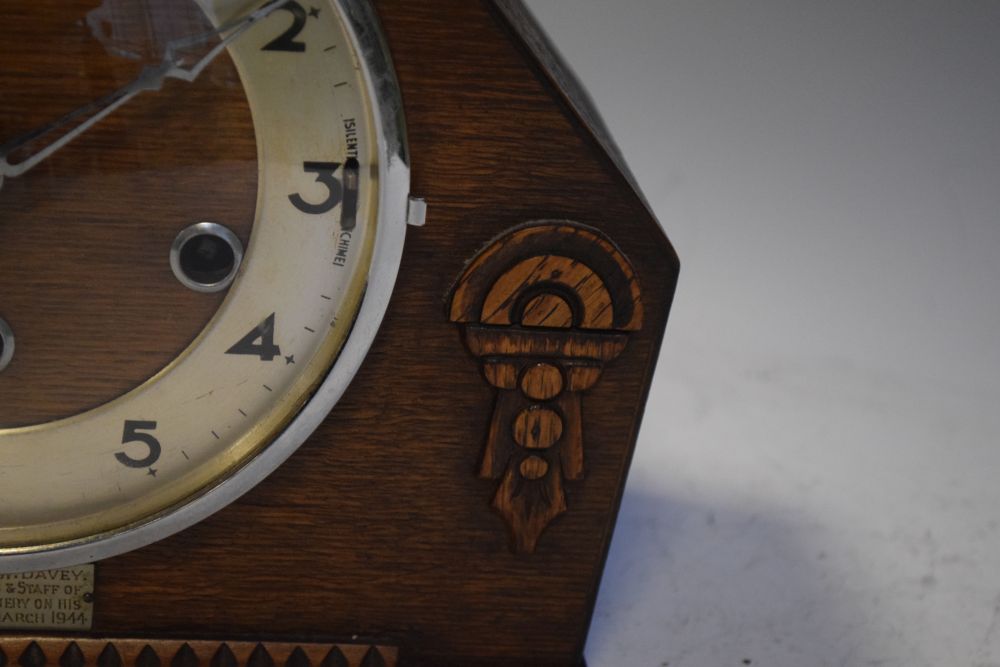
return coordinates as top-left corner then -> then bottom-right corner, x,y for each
262,1 -> 307,52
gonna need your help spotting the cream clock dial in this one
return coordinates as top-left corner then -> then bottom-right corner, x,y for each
0,0 -> 410,570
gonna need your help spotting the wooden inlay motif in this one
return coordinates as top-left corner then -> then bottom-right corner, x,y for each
0,639 -> 396,667
449,221 -> 643,553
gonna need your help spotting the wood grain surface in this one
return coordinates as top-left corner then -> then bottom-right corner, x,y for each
0,0 -> 257,427
0,1 -> 679,665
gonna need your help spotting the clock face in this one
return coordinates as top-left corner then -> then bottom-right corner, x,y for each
0,0 -> 408,570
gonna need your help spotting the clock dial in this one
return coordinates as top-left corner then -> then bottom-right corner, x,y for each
0,0 -> 408,568
0,1 -> 261,427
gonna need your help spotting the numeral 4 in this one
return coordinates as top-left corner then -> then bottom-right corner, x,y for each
226,313 -> 282,361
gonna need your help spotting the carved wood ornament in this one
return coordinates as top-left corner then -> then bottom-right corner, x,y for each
449,222 -> 643,553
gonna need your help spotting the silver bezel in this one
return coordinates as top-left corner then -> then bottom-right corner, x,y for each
1,0 -> 410,572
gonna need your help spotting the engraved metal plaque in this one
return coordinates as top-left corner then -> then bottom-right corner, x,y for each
0,566 -> 94,631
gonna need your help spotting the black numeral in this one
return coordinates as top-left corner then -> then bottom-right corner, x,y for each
262,1 -> 307,52
226,313 -> 282,361
117,421 -> 162,469
289,162 -> 344,215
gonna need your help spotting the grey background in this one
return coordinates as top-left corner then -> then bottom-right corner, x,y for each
522,2 -> 1000,666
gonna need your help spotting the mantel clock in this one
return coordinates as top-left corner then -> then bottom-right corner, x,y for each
0,1 -> 679,665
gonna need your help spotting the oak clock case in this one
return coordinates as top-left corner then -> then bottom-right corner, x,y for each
0,1 -> 679,666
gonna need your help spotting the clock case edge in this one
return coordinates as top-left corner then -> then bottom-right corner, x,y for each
488,2 -> 680,660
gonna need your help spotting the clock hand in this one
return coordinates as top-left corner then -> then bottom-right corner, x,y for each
0,0 -> 291,192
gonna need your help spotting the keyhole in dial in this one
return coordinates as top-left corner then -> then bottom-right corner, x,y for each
170,222 -> 244,293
